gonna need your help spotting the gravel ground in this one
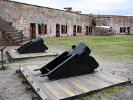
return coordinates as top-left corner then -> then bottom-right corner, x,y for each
0,47 -> 133,100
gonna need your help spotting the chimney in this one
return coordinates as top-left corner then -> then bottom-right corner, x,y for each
64,7 -> 72,12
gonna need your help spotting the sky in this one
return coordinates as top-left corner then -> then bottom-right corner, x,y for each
10,0 -> 133,16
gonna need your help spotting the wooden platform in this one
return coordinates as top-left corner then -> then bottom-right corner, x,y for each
7,49 -> 59,60
20,66 -> 131,100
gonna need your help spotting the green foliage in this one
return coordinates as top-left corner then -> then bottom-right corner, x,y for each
91,17 -> 96,26
45,36 -> 133,64
32,96 -> 41,100
15,70 -> 21,74
7,56 -> 12,63
0,66 -> 8,70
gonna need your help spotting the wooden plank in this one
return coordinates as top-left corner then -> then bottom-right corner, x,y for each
49,89 -> 64,100
99,72 -> 127,82
27,66 -> 69,100
107,76 -> 124,83
64,78 -> 86,94
79,74 -> 111,88
55,79 -> 83,95
94,73 -> 117,84
72,82 -> 90,92
95,72 -> 126,84
93,80 -> 109,87
78,76 -> 104,89
20,66 -> 131,100
48,82 -> 70,99
20,67 -> 50,100
26,67 -> 59,100
43,83 -> 63,100
7,49 -> 59,60
59,86 -> 75,97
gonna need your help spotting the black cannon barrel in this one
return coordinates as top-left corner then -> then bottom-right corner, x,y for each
67,42 -> 91,56
17,36 -> 48,54
35,42 -> 99,80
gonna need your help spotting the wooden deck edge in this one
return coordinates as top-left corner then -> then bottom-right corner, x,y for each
68,81 -> 131,100
20,67 -> 50,100
6,50 -> 13,60
6,50 -> 58,61
20,66 -> 131,100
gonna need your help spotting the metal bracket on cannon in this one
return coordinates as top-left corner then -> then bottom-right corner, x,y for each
17,36 -> 48,54
35,42 -> 99,80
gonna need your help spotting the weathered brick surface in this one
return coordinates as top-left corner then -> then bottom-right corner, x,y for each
0,0 -> 133,38
94,15 -> 133,35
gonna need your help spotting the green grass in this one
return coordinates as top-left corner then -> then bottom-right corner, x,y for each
45,35 -> 132,99
7,56 -> 12,63
0,66 -> 8,70
45,35 -> 133,64
32,96 -> 40,100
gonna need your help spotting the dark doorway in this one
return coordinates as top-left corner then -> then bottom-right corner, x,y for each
89,26 -> 92,33
38,24 -> 41,35
120,27 -> 126,33
73,25 -> 76,36
56,24 -> 60,37
30,23 -> 36,39
41,24 -> 44,35
86,26 -> 89,35
127,27 -> 130,35
44,24 -> 47,34
61,25 -> 67,34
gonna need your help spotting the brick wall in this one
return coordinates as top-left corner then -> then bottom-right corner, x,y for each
0,0 -> 133,38
0,0 -> 90,38
94,15 -> 133,35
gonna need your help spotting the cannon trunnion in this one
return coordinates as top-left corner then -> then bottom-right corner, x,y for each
17,36 -> 48,54
35,42 -> 99,80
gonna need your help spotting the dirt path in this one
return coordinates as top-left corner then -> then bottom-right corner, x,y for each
0,48 -> 133,100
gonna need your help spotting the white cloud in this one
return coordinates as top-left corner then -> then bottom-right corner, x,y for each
92,0 -> 125,3
10,0 -> 133,15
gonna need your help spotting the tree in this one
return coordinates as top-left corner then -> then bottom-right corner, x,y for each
91,17 -> 96,27
91,17 -> 96,35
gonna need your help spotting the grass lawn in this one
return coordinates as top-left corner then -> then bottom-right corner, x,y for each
45,35 -> 133,64
44,35 -> 133,100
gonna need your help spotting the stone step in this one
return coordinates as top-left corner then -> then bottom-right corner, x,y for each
15,37 -> 30,42
0,23 -> 13,29
0,39 -> 6,46
0,33 -> 6,46
9,33 -> 23,37
19,40 -> 30,46
0,19 -> 12,24
6,31 -> 19,34
3,29 -> 18,32
1,27 -> 16,30
12,36 -> 27,40
0,17 -> 30,46
0,26 -> 14,30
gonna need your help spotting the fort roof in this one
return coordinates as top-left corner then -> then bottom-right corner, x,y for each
3,0 -> 133,18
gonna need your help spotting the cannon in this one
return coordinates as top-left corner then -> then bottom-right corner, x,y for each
35,42 -> 99,80
17,36 -> 48,54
